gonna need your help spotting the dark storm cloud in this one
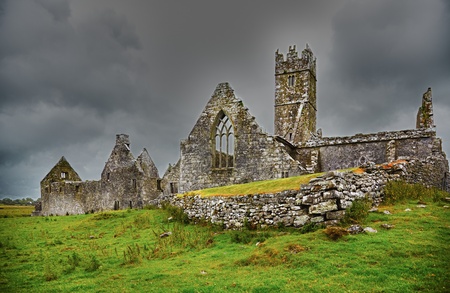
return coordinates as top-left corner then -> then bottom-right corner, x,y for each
0,0 -> 154,197
319,0 -> 450,136
0,0 -> 145,114
0,0 -> 449,199
331,0 -> 450,88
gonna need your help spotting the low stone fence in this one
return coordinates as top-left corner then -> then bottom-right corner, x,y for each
153,157 -> 447,229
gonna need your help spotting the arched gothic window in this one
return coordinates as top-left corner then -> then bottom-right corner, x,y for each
213,111 -> 234,168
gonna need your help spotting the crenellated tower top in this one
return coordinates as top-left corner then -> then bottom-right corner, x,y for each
275,44 -> 316,78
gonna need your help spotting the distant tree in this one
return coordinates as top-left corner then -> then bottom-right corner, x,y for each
0,197 -> 37,206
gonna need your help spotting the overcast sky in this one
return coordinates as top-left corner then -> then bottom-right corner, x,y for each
1,0 -> 449,200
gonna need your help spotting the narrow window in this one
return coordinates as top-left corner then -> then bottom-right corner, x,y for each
288,75 -> 295,87
157,179 -> 162,191
107,173 -> 110,180
61,172 -> 67,179
170,182 -> 178,194
213,111 -> 235,169
75,185 -> 80,192
132,179 -> 137,190
129,201 -> 132,209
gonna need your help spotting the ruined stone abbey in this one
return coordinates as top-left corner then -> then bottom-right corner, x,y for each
34,45 -> 449,217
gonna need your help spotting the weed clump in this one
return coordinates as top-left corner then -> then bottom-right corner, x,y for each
162,204 -> 190,224
237,247 -> 290,267
64,252 -> 81,273
147,223 -> 214,259
324,226 -> 349,241
299,222 -> 322,234
122,244 -> 142,265
230,228 -> 273,245
43,263 -> 58,281
85,255 -> 101,272
384,181 -> 449,205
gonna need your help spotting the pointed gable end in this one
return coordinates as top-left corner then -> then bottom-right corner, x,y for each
137,148 -> 159,178
42,156 -> 81,183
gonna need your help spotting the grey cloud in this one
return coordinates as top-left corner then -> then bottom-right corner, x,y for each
319,0 -> 450,136
0,1 -> 145,114
0,0 -> 449,199
331,0 -> 450,89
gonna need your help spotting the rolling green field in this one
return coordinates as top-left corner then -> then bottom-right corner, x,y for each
0,186 -> 449,292
0,205 -> 34,218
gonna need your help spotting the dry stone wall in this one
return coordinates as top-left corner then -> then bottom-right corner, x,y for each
155,157 -> 448,229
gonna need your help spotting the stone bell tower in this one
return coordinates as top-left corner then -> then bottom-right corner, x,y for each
274,44 -> 317,145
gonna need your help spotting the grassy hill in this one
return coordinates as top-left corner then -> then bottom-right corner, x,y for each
0,184 -> 449,292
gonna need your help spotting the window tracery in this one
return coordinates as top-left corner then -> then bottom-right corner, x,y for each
213,111 -> 234,168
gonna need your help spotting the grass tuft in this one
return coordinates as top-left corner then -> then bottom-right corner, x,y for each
384,180 -> 449,205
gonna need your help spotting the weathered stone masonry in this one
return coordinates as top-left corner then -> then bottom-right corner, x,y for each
36,44 -> 449,216
37,134 -> 161,216
165,44 -> 448,194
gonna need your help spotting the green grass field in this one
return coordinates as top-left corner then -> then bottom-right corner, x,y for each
0,187 -> 449,292
0,205 -> 34,218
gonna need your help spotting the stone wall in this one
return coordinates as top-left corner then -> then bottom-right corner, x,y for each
155,157 -> 448,229
295,128 -> 442,172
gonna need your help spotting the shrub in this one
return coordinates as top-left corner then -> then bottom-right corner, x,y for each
341,197 -> 372,225
230,230 -> 254,244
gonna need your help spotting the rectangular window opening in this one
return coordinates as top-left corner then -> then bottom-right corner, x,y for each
157,179 -> 162,191
170,182 -> 178,194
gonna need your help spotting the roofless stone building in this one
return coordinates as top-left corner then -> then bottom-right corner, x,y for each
34,45 -> 449,216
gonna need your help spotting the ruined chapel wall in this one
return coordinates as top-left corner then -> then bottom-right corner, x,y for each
41,181 -> 85,216
178,83 -> 302,193
296,129 -> 441,172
